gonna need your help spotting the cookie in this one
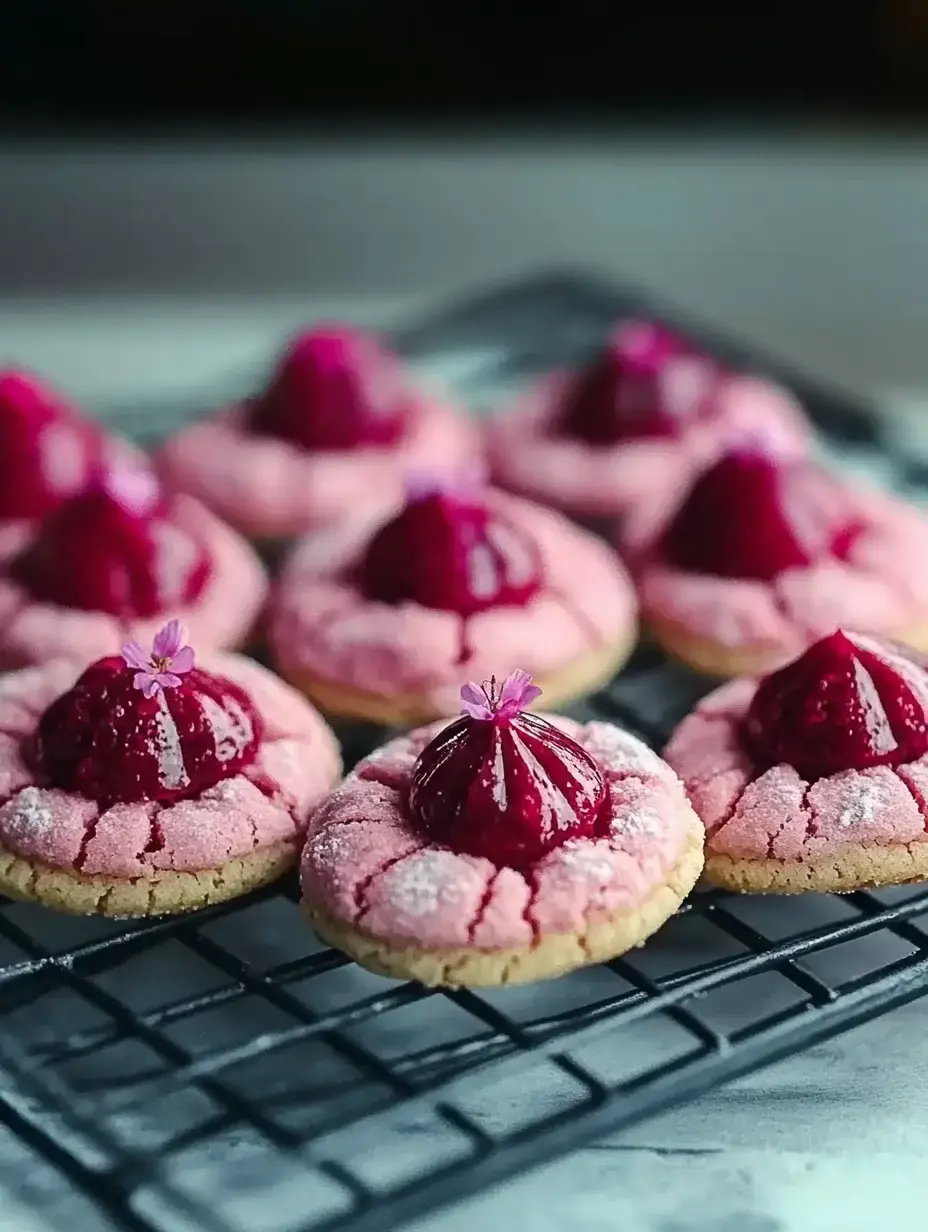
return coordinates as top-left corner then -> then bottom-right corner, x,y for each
486,319 -> 810,522
622,444 -> 928,678
0,366 -> 146,527
0,469 -> 267,669
301,670 -> 703,986
157,324 -> 482,544
664,630 -> 928,893
0,623 -> 341,916
269,481 -> 638,725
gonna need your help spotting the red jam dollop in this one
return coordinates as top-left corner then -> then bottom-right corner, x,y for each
33,621 -> 261,806
742,630 -> 928,779
9,471 -> 212,618
0,368 -> 104,521
357,486 -> 544,617
247,325 -> 410,451
556,321 -> 715,445
659,447 -> 863,581
409,670 -> 606,868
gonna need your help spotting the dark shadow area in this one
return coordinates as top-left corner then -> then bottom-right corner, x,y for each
0,1 -> 924,130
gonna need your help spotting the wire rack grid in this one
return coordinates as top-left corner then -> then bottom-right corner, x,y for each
1,272 -> 928,1232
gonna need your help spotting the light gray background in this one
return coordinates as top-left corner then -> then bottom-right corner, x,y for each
2,133 -> 928,391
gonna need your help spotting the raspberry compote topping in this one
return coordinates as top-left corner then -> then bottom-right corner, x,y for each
659,445 -> 863,581
0,368 -> 104,521
9,470 -> 212,617
555,320 -> 716,444
741,630 -> 928,780
357,476 -> 544,618
32,621 -> 261,806
408,671 -> 606,869
247,324 -> 410,451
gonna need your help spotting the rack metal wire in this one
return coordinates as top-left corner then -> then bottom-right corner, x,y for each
2,272 -> 927,1232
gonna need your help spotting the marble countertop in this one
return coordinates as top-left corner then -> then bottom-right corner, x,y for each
1,294 -> 926,1232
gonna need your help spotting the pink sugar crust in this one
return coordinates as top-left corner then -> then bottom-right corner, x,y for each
486,370 -> 811,519
268,489 -> 637,712
0,495 -> 268,669
0,652 -> 341,877
630,484 -> 928,658
301,716 -> 696,952
663,666 -> 928,861
157,398 -> 483,540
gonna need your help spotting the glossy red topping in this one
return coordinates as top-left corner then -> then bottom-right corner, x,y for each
409,671 -> 606,869
742,630 -> 928,779
247,325 -> 409,451
10,471 -> 211,618
556,321 -> 715,444
660,447 -> 862,581
33,621 -> 261,806
358,482 -> 543,617
0,368 -> 104,521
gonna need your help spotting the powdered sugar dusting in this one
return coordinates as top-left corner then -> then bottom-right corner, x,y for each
611,805 -> 661,838
581,723 -> 667,779
384,850 -> 467,918
551,842 -> 615,883
1,786 -> 54,842
201,695 -> 254,763
154,692 -> 189,791
838,775 -> 884,828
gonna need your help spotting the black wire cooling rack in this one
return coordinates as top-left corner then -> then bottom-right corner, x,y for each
3,271 -> 928,1232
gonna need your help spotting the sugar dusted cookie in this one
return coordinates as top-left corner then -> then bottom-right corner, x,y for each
664,630 -> 928,892
0,621 -> 341,916
301,670 -> 703,987
268,476 -> 637,724
623,443 -> 928,678
0,468 -> 267,668
0,367 -> 143,528
486,320 -> 810,522
158,324 -> 482,544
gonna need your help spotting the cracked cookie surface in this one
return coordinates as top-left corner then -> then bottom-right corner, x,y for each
0,495 -> 267,668
626,484 -> 928,677
664,676 -> 928,893
300,717 -> 703,986
269,491 -> 637,721
0,653 -> 342,915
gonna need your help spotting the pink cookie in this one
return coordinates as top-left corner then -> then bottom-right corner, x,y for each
623,447 -> 928,678
157,324 -> 483,542
0,629 -> 342,916
664,630 -> 928,893
268,485 -> 638,724
0,366 -> 149,530
486,320 -> 810,521
301,671 -> 703,986
0,482 -> 268,669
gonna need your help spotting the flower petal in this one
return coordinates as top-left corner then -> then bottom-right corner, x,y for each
169,645 -> 195,675
153,619 -> 184,660
120,641 -> 149,671
156,672 -> 183,690
459,681 -> 493,721
134,672 -> 161,698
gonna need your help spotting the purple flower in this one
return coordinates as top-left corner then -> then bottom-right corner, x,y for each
120,619 -> 195,698
460,669 -> 543,721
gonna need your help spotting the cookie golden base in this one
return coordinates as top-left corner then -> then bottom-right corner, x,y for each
284,632 -> 637,728
0,838 -> 299,918
706,839 -> 928,894
302,819 -> 704,988
651,617 -> 928,680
